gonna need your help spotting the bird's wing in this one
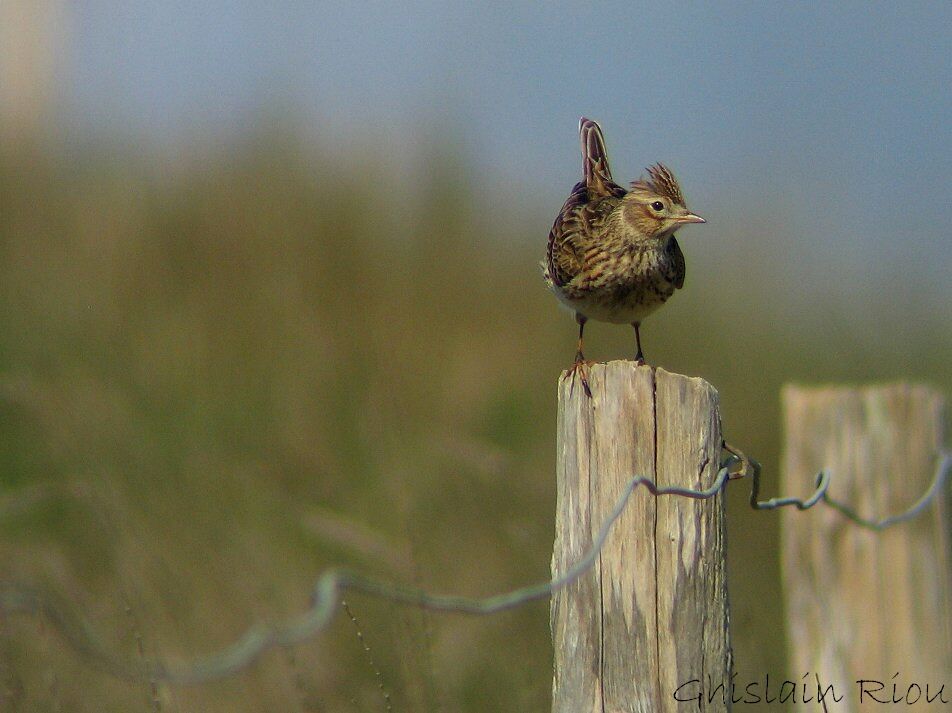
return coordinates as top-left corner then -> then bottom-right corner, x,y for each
579,117 -> 626,199
666,236 -> 686,289
545,181 -> 587,287
545,184 -> 619,288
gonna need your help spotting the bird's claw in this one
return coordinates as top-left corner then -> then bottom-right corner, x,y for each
563,357 -> 596,398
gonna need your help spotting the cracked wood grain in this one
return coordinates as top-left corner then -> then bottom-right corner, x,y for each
551,362 -> 732,712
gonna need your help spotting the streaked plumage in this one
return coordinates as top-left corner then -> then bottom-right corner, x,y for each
543,117 -> 704,389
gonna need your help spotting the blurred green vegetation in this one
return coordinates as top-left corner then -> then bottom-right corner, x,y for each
0,130 -> 948,712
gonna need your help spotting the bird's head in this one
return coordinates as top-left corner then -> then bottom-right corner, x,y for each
622,164 -> 705,240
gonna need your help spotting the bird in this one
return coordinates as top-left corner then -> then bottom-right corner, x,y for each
542,117 -> 705,394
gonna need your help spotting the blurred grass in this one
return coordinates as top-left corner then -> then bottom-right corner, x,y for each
0,130 -> 949,711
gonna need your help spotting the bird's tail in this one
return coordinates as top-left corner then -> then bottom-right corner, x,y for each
579,117 -> 613,192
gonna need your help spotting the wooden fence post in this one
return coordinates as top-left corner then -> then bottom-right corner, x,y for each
551,361 -> 732,712
781,384 -> 951,710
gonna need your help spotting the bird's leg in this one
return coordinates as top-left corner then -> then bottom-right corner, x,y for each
564,313 -> 593,397
632,322 -> 645,364
574,312 -> 587,362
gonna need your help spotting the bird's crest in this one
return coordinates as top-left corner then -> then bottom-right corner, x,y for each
631,163 -> 685,205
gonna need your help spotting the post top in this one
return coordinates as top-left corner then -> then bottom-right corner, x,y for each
559,360 -> 719,402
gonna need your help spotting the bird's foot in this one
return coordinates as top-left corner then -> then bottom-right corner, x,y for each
563,354 -> 596,398
634,349 -> 646,366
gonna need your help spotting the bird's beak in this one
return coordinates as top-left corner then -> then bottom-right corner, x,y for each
675,213 -> 706,224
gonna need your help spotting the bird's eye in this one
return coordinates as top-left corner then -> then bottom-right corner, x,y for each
650,201 -> 665,212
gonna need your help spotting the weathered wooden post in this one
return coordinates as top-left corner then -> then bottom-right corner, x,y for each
782,384 -> 951,710
551,361 -> 732,712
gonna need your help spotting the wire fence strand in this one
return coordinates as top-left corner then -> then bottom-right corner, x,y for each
725,443 -> 952,527
2,446 -> 948,685
819,451 -> 951,529
1,466 -> 733,684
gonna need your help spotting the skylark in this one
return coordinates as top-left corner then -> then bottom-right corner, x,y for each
543,117 -> 705,394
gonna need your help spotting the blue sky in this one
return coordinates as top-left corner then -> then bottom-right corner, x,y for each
63,2 -> 951,313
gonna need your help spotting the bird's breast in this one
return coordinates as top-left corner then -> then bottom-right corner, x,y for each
556,243 -> 681,324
